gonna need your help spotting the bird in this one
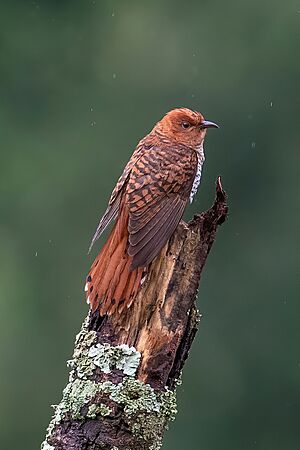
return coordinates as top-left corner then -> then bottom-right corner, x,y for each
85,108 -> 218,316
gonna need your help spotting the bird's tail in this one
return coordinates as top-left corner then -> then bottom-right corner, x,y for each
85,206 -> 144,316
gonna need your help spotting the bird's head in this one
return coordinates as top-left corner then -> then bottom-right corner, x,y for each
155,108 -> 218,148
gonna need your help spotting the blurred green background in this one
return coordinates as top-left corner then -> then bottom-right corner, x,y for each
1,1 -> 299,449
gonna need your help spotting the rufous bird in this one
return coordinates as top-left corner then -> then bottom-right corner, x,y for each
85,108 -> 218,316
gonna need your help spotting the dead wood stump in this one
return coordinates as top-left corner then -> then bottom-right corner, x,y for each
41,177 -> 228,450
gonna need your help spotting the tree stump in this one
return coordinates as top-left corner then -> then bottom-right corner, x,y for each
41,177 -> 228,450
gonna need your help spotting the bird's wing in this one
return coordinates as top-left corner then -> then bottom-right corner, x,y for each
88,192 -> 121,253
126,144 -> 197,269
88,142 -> 147,253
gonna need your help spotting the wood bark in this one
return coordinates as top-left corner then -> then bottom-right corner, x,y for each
41,177 -> 228,450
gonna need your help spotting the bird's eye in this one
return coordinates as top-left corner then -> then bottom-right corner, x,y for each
181,121 -> 191,129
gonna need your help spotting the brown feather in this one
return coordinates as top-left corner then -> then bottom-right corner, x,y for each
86,204 -> 146,316
128,196 -> 180,249
85,107 -> 216,316
130,197 -> 186,269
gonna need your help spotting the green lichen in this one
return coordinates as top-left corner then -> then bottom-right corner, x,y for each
128,386 -> 178,450
42,375 -> 177,450
56,379 -> 101,419
110,377 -> 159,415
159,388 -> 178,423
87,403 -> 112,418
54,375 -> 175,423
41,379 -> 112,450
88,343 -> 141,376
103,377 -> 177,450
67,316 -> 98,380
67,320 -> 141,379
41,314 -> 178,450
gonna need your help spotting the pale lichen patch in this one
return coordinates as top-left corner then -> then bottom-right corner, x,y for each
67,315 -> 98,380
87,403 -> 112,418
68,327 -> 141,380
40,441 -> 55,450
128,385 -> 177,450
110,377 -> 159,415
159,388 -> 178,423
41,372 -> 177,450
56,379 -> 100,419
41,314 -> 177,450
88,343 -> 141,376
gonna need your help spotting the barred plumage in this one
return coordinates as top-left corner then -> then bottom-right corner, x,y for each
86,108 -> 218,316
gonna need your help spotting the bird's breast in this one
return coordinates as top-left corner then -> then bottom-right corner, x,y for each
189,146 -> 205,203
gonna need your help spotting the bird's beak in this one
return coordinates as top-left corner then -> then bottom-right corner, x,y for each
200,120 -> 219,129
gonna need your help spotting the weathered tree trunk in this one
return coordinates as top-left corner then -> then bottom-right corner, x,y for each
41,177 -> 228,450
